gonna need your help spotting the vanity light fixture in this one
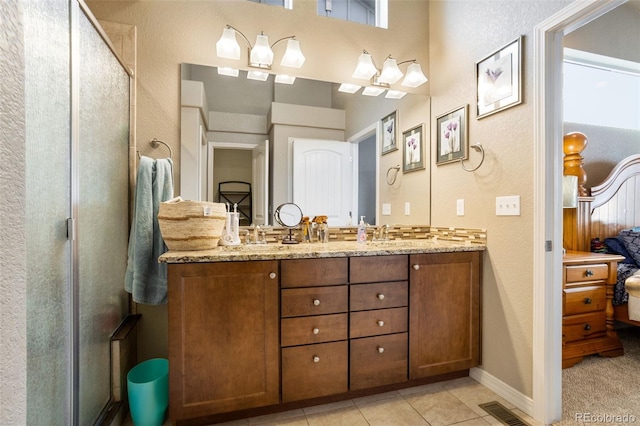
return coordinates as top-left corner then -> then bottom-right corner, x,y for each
216,25 -> 305,70
351,50 -> 429,89
247,69 -> 270,81
217,67 -> 240,77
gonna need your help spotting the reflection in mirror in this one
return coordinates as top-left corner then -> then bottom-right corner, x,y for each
180,63 -> 430,226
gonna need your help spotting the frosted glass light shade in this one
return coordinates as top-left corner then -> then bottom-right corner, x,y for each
217,67 -> 239,77
401,62 -> 428,88
352,52 -> 377,80
250,34 -> 274,67
280,39 -> 305,68
216,28 -> 241,60
378,57 -> 403,85
338,83 -> 361,94
247,70 -> 269,81
385,90 -> 407,99
275,74 -> 296,84
563,175 -> 578,208
362,86 -> 385,96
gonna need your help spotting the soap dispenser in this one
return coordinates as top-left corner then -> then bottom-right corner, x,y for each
357,216 -> 367,244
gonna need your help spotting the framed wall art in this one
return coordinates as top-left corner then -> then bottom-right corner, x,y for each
402,124 -> 424,173
436,104 -> 468,166
476,35 -> 523,119
381,110 -> 398,155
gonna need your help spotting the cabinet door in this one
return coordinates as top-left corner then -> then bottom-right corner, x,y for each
409,252 -> 481,378
168,261 -> 279,420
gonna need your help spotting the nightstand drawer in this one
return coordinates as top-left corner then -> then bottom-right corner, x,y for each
562,312 -> 606,343
281,314 -> 347,347
563,286 -> 606,315
350,281 -> 408,311
350,307 -> 408,338
565,264 -> 609,284
281,286 -> 348,317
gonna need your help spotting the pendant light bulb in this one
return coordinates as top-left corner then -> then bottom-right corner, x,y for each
250,34 -> 274,67
352,52 -> 377,80
216,27 -> 241,60
401,62 -> 428,88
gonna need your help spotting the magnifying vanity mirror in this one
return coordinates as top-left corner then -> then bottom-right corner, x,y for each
180,63 -> 431,227
274,203 -> 303,244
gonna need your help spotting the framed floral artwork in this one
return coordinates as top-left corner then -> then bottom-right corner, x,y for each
436,104 -> 468,166
402,123 -> 424,173
381,110 -> 398,155
476,36 -> 523,119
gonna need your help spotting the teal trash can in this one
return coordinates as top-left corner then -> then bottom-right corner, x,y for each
127,358 -> 169,426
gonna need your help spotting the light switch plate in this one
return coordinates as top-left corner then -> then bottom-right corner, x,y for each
382,203 -> 391,215
496,195 -> 521,216
404,202 -> 411,216
456,199 -> 464,216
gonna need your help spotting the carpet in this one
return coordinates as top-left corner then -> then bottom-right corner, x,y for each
556,326 -> 640,425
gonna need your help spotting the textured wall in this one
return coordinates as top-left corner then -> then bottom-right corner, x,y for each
429,0 -> 570,398
0,0 -> 27,423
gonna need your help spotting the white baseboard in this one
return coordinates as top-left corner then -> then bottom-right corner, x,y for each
470,367 -> 534,417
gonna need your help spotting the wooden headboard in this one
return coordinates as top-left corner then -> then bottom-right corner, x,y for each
564,154 -> 640,252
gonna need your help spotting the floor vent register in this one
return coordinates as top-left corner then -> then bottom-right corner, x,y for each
479,401 -> 530,426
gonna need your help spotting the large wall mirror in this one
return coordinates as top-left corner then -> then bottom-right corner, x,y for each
181,63 -> 430,226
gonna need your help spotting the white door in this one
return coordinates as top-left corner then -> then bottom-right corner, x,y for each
292,138 -> 353,226
252,139 -> 269,225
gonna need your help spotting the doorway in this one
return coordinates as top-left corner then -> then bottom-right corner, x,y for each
532,0 -> 626,423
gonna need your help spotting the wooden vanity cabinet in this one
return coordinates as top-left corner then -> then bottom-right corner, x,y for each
349,255 -> 409,390
409,252 -> 481,379
167,261 -> 279,421
280,258 -> 349,402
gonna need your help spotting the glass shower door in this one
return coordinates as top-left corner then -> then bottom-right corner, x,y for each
77,9 -> 130,425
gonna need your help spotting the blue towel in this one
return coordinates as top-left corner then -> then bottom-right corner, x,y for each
125,156 -> 174,304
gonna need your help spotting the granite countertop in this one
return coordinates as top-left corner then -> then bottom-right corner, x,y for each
159,239 -> 486,264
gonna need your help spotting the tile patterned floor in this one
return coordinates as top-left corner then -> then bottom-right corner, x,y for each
139,377 -> 543,426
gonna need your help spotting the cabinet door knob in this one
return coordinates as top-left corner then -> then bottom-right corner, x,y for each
584,297 -> 592,304
584,269 -> 594,277
584,324 -> 591,331
412,264 -> 420,270
312,356 -> 320,363
377,346 -> 385,354
377,320 -> 385,327
313,299 -> 320,306
377,293 -> 385,300
269,272 -> 276,279
312,328 -> 320,335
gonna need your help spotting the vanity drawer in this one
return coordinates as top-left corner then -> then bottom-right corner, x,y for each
281,341 -> 348,402
281,314 -> 347,347
563,286 -> 606,315
350,281 -> 408,311
562,312 -> 606,343
350,255 -> 408,284
350,307 -> 408,338
350,333 -> 408,390
281,286 -> 348,318
565,263 -> 609,284
281,258 -> 348,288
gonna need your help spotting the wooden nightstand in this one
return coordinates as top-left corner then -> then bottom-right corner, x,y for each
562,251 -> 625,368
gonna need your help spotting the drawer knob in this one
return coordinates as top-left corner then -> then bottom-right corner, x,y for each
312,328 -> 320,335
584,297 -> 592,305
312,356 -> 320,363
377,346 -> 385,354
313,299 -> 321,306
269,272 -> 276,279
413,264 -> 420,270
584,324 -> 591,331
584,269 -> 594,277
377,320 -> 385,327
377,293 -> 385,300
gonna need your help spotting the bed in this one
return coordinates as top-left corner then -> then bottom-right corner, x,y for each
564,153 -> 640,326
